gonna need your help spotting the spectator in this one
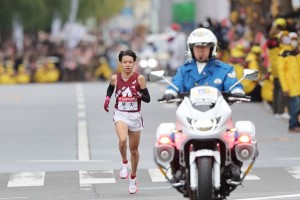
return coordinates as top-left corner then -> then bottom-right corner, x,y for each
243,45 -> 263,102
267,18 -> 289,119
166,23 -> 187,76
277,31 -> 300,133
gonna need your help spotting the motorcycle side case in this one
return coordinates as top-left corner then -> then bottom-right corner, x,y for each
154,123 -> 176,168
156,123 -> 176,138
234,121 -> 257,162
235,121 -> 256,139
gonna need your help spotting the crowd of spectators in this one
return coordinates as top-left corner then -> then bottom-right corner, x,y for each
0,28 -> 147,84
1,13 -> 300,109
1,11 -> 300,130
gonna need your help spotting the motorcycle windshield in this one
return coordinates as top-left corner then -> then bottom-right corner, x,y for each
189,86 -> 221,112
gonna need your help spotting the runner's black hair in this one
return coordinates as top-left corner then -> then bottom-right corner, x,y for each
118,50 -> 137,62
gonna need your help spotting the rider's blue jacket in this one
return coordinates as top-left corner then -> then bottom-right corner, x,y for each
167,59 -> 244,93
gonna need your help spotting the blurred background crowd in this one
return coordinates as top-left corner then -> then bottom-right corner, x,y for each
1,0 -> 300,116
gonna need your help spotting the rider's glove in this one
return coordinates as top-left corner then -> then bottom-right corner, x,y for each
103,96 -> 110,112
163,93 -> 175,101
231,88 -> 245,96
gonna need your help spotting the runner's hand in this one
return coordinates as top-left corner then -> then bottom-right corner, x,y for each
104,96 -> 110,112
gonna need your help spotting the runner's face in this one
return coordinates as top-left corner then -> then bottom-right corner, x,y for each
193,45 -> 210,62
121,55 -> 135,73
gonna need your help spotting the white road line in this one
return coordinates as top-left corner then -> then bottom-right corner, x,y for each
77,111 -> 86,118
148,168 -> 261,182
77,104 -> 86,110
17,159 -> 107,163
77,120 -> 90,161
286,166 -> 300,179
235,194 -> 300,200
7,172 -> 45,187
75,84 -> 90,161
241,167 -> 260,180
79,170 -> 115,186
293,174 -> 300,179
77,97 -> 85,103
75,84 -> 83,91
148,168 -> 171,182
243,174 -> 260,180
278,157 -> 300,160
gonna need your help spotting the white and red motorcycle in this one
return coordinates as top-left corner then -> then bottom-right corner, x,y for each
150,69 -> 259,200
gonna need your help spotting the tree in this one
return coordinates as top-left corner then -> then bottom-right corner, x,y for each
0,0 -> 125,39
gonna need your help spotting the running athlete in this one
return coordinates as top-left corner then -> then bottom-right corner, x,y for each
103,50 -> 151,194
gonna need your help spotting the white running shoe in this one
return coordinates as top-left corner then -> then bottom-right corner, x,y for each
280,113 -> 290,119
119,163 -> 128,179
274,113 -> 290,119
128,177 -> 138,194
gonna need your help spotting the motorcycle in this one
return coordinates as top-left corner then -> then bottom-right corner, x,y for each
150,69 -> 259,200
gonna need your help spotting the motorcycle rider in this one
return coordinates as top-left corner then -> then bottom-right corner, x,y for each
161,27 -> 245,182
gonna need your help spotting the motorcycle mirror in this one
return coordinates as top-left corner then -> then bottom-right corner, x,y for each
149,70 -> 179,91
229,69 -> 259,91
244,69 -> 259,81
149,70 -> 165,82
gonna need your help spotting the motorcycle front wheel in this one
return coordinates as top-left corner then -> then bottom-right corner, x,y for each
197,156 -> 214,200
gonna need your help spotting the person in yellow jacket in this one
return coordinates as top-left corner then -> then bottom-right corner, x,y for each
243,45 -> 263,101
0,66 -> 17,85
45,62 -> 60,83
289,32 -> 299,53
277,31 -> 300,133
16,64 -> 31,84
228,43 -> 247,81
267,18 -> 288,118
94,56 -> 112,81
261,73 -> 274,111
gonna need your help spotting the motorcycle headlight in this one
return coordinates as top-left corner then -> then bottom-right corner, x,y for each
194,119 -> 214,131
148,58 -> 158,68
139,59 -> 148,68
187,118 -> 219,132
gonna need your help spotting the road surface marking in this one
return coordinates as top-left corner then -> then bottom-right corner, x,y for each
77,104 -> 86,110
77,111 -> 86,118
7,172 -> 45,187
77,120 -> 90,161
76,84 -> 90,161
235,193 -> 300,200
148,168 -> 171,182
285,166 -> 300,179
148,168 -> 261,182
77,97 -> 85,103
79,170 -> 115,186
241,167 -> 260,180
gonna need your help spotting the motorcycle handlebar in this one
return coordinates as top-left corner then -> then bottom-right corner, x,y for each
158,98 -> 182,103
222,92 -> 251,104
158,92 -> 251,104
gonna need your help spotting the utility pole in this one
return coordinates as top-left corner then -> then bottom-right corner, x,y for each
69,0 -> 79,23
151,0 -> 159,34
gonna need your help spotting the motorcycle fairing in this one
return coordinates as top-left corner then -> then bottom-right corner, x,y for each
175,86 -> 233,150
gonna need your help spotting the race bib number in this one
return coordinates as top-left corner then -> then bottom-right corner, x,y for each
117,96 -> 138,111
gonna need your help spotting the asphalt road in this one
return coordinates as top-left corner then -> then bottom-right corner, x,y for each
0,81 -> 299,200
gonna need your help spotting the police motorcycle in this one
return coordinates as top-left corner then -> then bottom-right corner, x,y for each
150,69 -> 259,200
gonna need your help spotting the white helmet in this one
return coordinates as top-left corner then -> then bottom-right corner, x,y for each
187,28 -> 218,60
